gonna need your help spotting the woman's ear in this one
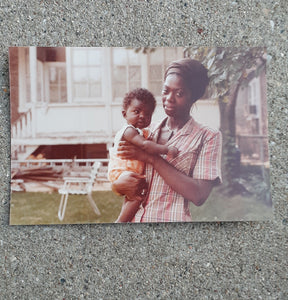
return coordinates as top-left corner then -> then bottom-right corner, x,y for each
122,110 -> 126,118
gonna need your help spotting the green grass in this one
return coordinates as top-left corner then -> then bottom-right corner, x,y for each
190,186 -> 273,222
10,187 -> 273,225
10,191 -> 123,225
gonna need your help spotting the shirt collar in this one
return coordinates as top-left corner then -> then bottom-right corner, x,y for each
150,117 -> 197,141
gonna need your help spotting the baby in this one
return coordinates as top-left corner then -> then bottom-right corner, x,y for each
108,88 -> 178,222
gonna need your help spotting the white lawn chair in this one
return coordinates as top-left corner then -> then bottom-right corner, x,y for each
58,161 -> 102,221
11,179 -> 25,192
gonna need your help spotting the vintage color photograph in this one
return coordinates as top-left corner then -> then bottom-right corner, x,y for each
9,47 -> 272,225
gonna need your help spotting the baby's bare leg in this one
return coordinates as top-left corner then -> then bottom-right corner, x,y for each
114,171 -> 147,223
115,198 -> 142,223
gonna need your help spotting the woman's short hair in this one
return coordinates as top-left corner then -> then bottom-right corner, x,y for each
164,58 -> 209,103
122,88 -> 156,112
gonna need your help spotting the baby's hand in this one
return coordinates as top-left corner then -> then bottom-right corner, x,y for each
167,146 -> 179,159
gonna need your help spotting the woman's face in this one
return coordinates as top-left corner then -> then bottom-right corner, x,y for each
162,74 -> 193,120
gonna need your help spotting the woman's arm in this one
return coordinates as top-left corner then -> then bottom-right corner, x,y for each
117,142 -> 216,206
150,155 -> 215,206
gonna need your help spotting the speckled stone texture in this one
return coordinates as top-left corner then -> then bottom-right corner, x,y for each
0,0 -> 287,299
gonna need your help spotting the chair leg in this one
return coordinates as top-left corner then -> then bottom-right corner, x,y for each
58,193 -> 69,221
87,192 -> 101,216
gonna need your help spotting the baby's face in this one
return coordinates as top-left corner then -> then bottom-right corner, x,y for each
123,98 -> 153,129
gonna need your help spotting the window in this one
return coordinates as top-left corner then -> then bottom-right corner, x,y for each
46,63 -> 67,103
71,48 -> 102,101
148,48 -> 183,96
247,77 -> 262,135
248,78 -> 260,118
112,48 -> 141,99
36,60 -> 44,103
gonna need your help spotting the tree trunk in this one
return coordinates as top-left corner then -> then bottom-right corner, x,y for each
219,80 -> 243,194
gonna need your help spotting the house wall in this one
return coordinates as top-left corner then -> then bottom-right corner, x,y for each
35,105 -> 108,136
235,67 -> 269,164
191,100 -> 220,130
33,100 -> 220,143
259,66 -> 269,162
11,47 -> 221,159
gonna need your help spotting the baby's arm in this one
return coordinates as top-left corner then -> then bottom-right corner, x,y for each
123,127 -> 178,158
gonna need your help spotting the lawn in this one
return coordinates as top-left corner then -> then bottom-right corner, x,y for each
10,187 -> 273,225
10,191 -> 123,225
190,186 -> 273,222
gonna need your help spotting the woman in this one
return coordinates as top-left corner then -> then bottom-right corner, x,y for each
112,58 -> 222,222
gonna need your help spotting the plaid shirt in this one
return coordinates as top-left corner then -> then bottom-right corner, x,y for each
133,117 -> 222,223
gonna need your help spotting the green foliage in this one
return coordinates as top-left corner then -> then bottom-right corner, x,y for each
219,151 -> 271,204
184,47 -> 266,99
240,165 -> 271,205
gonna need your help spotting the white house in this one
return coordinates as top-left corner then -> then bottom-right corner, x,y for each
10,47 -> 268,169
10,47 -> 220,161
235,63 -> 269,166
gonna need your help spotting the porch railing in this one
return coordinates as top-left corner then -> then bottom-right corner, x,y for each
11,159 -> 110,184
11,109 -> 33,159
11,109 -> 32,139
11,158 -> 109,170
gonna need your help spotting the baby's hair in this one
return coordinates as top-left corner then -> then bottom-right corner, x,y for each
165,58 -> 209,103
122,88 -> 156,113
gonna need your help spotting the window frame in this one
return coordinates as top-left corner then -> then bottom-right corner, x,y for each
111,48 -> 145,103
69,47 -> 105,104
44,62 -> 68,104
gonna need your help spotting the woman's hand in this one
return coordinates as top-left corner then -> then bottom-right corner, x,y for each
111,172 -> 148,202
117,141 -> 152,163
